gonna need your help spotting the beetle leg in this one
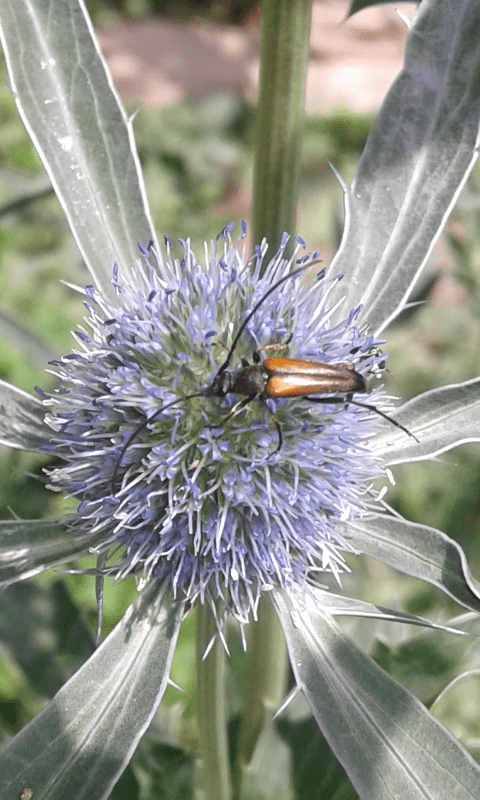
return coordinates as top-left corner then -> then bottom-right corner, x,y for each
254,332 -> 294,360
208,393 -> 257,429
254,333 -> 294,365
271,414 -> 283,454
308,394 -> 356,410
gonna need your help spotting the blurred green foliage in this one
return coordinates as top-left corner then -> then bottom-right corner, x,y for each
86,0 -> 259,25
1,12 -> 480,791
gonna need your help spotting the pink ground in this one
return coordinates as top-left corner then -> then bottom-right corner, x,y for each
98,1 -> 416,113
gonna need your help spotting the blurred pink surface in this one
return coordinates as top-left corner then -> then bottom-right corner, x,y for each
98,1 -> 417,113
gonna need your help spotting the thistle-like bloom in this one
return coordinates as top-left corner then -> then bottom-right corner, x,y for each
38,223 -> 392,623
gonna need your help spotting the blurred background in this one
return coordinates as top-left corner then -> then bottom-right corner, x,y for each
2,0 -> 480,787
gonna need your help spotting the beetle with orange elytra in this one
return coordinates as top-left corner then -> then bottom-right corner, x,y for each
111,263 -> 417,494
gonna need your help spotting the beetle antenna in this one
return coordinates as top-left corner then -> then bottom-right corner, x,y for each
349,399 -> 419,442
216,261 -> 319,376
111,392 -> 204,495
309,395 -> 419,442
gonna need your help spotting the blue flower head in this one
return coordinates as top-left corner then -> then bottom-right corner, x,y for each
39,224 -> 390,623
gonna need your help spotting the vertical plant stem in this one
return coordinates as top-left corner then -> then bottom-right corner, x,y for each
252,0 -> 312,263
233,2 -> 312,796
196,603 -> 231,800
232,596 -> 289,799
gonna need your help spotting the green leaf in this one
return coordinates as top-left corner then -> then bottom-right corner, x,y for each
341,514 -> 480,613
0,312 -> 58,367
0,518 -> 99,586
0,0 -> 157,296
329,0 -> 480,332
0,579 -> 184,800
273,586 -> 480,800
0,380 -> 50,451
308,588 -> 469,633
370,377 -> 480,464
130,739 -> 194,800
276,713 -> 357,800
0,581 -> 95,699
348,0 -> 420,16
110,763 -> 139,800
232,716 -> 293,800
370,627 -> 474,707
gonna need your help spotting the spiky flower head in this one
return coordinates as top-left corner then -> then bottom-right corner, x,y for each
38,223 -> 389,623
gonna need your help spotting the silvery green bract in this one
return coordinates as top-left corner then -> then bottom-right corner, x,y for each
1,1 -> 480,799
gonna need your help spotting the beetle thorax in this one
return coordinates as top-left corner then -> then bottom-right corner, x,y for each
206,363 -> 268,399
229,364 -> 268,397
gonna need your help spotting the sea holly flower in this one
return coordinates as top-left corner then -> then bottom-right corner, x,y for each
2,1 -> 480,799
37,225 -> 389,625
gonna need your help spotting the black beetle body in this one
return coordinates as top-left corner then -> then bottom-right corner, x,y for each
111,264 -> 417,493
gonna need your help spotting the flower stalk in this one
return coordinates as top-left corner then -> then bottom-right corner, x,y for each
252,0 -> 312,262
240,0 -> 313,789
196,603 -> 231,800
232,595 -> 289,799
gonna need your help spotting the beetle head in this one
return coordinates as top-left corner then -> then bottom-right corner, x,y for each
205,369 -> 233,398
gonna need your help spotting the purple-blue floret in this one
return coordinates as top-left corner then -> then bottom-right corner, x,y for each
40,224 -> 388,622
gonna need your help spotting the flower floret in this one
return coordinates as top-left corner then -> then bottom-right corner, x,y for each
41,226 -> 389,621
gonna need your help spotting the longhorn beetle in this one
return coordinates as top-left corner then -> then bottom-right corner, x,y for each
111,264 -> 417,493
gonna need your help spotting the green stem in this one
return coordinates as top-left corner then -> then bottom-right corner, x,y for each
196,603 -> 232,800
232,595 -> 288,800
252,0 -> 312,264
231,1 -> 312,793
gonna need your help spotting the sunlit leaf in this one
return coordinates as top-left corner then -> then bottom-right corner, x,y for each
0,518 -> 99,586
273,587 -> 480,800
341,514 -> 480,612
0,579 -> 184,800
0,0 -> 157,296
0,380 -> 51,451
329,0 -> 480,332
370,377 -> 480,464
